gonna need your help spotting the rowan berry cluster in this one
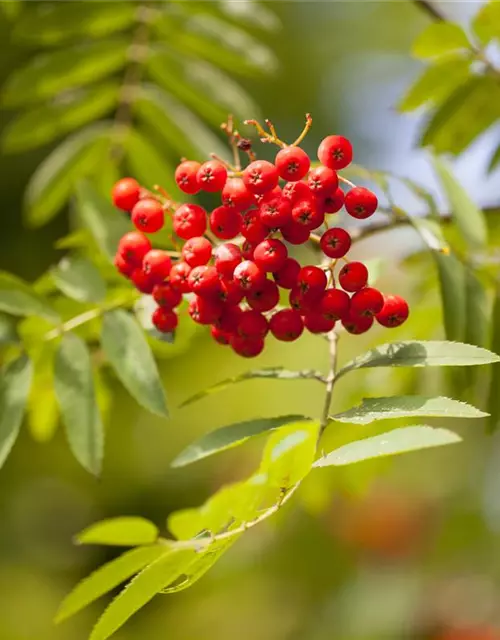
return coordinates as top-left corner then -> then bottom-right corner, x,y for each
112,116 -> 409,358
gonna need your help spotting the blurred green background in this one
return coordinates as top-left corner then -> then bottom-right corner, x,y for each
1,1 -> 500,639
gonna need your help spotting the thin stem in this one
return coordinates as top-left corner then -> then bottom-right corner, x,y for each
338,175 -> 356,190
319,330 -> 339,436
221,115 -> 242,171
292,113 -> 313,147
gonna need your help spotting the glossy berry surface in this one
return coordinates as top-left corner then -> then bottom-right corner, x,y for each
112,177 -> 141,211
317,135 -> 353,170
131,198 -> 164,233
320,227 -> 351,258
345,186 -> 378,219
376,294 -> 410,328
175,161 -> 201,195
173,204 -> 207,239
197,160 -> 228,192
275,146 -> 310,181
242,160 -> 279,194
339,261 -> 369,292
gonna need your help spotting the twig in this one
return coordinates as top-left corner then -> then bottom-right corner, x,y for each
413,0 -> 445,22
319,330 -> 339,437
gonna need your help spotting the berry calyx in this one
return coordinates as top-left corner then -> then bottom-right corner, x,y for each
376,294 -> 409,328
112,177 -> 141,211
242,160 -> 279,194
291,199 -> 324,231
175,161 -> 201,195
307,166 -> 338,195
344,186 -> 378,219
269,309 -> 304,342
259,197 -> 292,229
320,227 -> 352,259
173,203 -> 207,240
275,146 -> 311,181
240,209 -> 269,244
317,135 -> 353,170
187,265 -> 221,298
339,261 -> 368,292
282,181 -> 312,205
118,231 -> 152,266
350,287 -> 384,318
297,265 -> 328,300
196,160 -> 228,193
152,307 -> 178,333
181,236 -> 213,267
233,260 -> 266,292
317,187 -> 345,214
253,238 -> 288,272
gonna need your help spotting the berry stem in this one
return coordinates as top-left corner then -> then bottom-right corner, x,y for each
221,115 -> 242,171
209,152 -> 237,173
338,175 -> 356,189
244,119 -> 287,148
291,113 -> 313,147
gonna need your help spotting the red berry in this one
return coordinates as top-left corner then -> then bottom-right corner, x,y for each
114,253 -> 134,278
242,160 -> 279,195
130,268 -> 155,294
317,135 -> 353,170
344,187 -> 378,219
152,307 -> 178,333
118,231 -> 151,266
233,260 -> 266,292
181,236 -> 212,267
211,326 -> 232,345
350,287 -> 384,318
297,265 -> 328,299
275,146 -> 310,181
218,278 -> 245,306
307,166 -> 338,195
173,204 -> 207,240
142,249 -> 172,284
289,287 -> 316,314
187,265 -> 221,298
230,334 -> 265,358
342,312 -> 373,334
316,187 -> 345,214
273,257 -> 300,289
153,282 -> 182,309
131,198 -> 164,234
209,205 -> 241,240
175,161 -> 201,195
281,220 -> 310,245
169,261 -> 191,293
259,197 -> 292,229
188,296 -> 223,325
339,261 -> 368,292
303,312 -> 336,334
253,238 -> 288,272
246,279 -> 280,312
216,304 -> 243,332
320,288 -> 350,321
376,294 -> 409,328
112,178 -> 141,211
237,309 -> 269,338
240,209 -> 269,244
241,240 -> 257,260
282,181 -> 312,205
320,227 -> 352,259
222,178 -> 255,211
196,160 -> 228,193
214,243 -> 242,278
269,308 -> 304,341
291,199 -> 324,231
257,185 -> 282,205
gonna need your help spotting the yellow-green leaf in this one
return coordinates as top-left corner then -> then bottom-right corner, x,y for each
473,1 -> 500,45
76,517 -> 159,547
412,22 -> 470,59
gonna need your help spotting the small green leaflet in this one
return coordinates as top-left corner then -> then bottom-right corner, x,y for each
331,395 -> 487,425
0,271 -> 59,322
472,1 -> 500,46
101,310 -> 168,417
411,22 -> 470,59
434,252 -> 466,342
55,545 -> 166,623
76,517 -> 159,547
171,415 -> 309,467
51,256 -> 106,303
54,333 -> 104,475
313,426 -> 461,468
336,340 -> 500,380
179,367 -> 324,407
0,355 -> 33,468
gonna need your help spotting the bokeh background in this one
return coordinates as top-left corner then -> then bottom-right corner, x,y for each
1,1 -> 500,639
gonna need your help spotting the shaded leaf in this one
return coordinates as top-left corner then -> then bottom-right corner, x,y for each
314,426 -> 461,467
171,415 -> 309,468
472,1 -> 500,45
488,287 -> 500,432
412,22 -> 470,59
0,271 -> 59,322
0,313 -> 18,345
52,256 -> 106,303
331,395 -> 487,425
0,355 -> 33,468
124,128 -> 176,193
488,143 -> 500,173
54,333 -> 104,475
434,252 -> 466,341
0,2 -> 20,19
465,268 -> 489,349
76,517 -> 159,547
101,310 -> 168,417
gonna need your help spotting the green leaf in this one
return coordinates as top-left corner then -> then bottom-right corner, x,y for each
55,545 -> 165,624
488,143 -> 500,173
0,271 -> 59,322
412,22 -> 470,59
431,155 -> 487,250
76,517 -> 159,547
314,426 -> 461,468
1,38 -> 128,107
331,395 -> 487,425
473,1 -> 500,45
0,1 -> 21,19
434,252 -> 466,341
260,421 -> 319,489
52,256 -> 106,304
337,340 -> 500,380
13,3 -> 136,45
89,548 -> 197,640
27,342 -> 59,443
465,269 -> 489,349
0,355 -> 33,468
172,414 -> 309,468
180,367 -> 324,407
124,128 -> 176,193
25,123 -> 112,228
488,287 -> 500,432
410,217 -> 449,252
0,313 -> 18,345
1,82 -> 118,154
54,333 -> 104,476
167,508 -> 206,541
398,57 -> 471,112
101,310 -> 168,417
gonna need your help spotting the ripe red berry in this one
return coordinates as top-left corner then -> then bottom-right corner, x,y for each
142,249 -> 172,284
222,178 -> 255,211
173,203 -> 207,240
153,282 -> 182,309
188,296 -> 223,325
307,166 -> 338,195
187,265 -> 221,298
112,177 -> 141,211
281,220 -> 310,245
275,146 -> 311,181
216,304 -> 243,332
303,312 -> 336,334
196,160 -> 228,192
297,265 -> 328,300
175,160 -> 201,195
289,287 -> 316,314
241,240 -> 257,260
114,253 -> 134,278
320,288 -> 350,321
253,238 -> 288,272
209,205 -> 241,240
218,278 -> 245,306
242,160 -> 279,194
282,181 -> 312,205
344,187 -> 378,219
169,261 -> 192,293
269,308 -> 304,342
131,198 -> 164,234
240,209 -> 269,244
130,268 -> 156,294
316,187 -> 345,214
118,231 -> 151,266
233,260 -> 266,292
342,312 -> 373,334
237,309 -> 269,338
339,261 -> 368,292
152,307 -> 178,333
317,135 -> 353,170
376,294 -> 409,328
273,257 -> 300,289
291,199 -> 324,231
246,279 -> 280,312
259,197 -> 292,229
214,243 -> 242,278
350,287 -> 384,318
211,326 -> 232,345
230,334 -> 265,358
257,185 -> 282,205
320,227 -> 352,259
181,236 -> 212,267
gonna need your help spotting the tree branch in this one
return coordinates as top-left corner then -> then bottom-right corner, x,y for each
319,330 -> 339,437
413,0 -> 445,22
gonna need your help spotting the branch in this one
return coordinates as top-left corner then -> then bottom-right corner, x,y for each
319,330 -> 339,436
413,0 -> 445,22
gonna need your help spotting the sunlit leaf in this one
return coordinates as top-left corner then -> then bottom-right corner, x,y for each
314,426 -> 461,467
167,508 -> 206,541
0,271 -> 59,322
52,256 -> 106,303
412,22 -> 470,59
76,517 -> 159,547
434,252 -> 466,341
472,1 -> 500,45
0,355 -> 33,468
27,341 -> 59,443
